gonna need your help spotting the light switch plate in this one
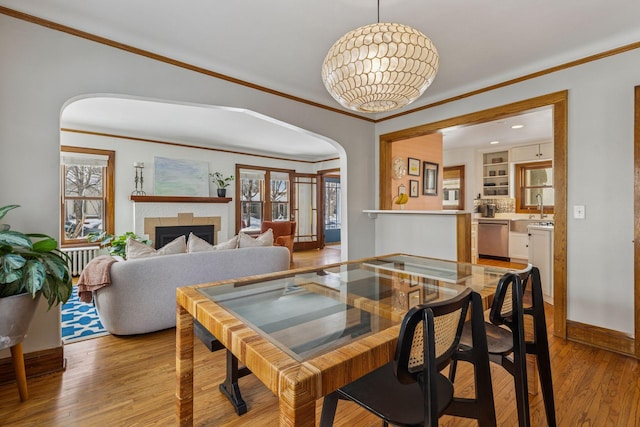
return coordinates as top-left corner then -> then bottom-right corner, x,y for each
574,205 -> 586,219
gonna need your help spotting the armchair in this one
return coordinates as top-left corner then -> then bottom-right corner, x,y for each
261,221 -> 296,261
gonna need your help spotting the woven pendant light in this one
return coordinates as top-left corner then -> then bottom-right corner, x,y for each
321,21 -> 439,113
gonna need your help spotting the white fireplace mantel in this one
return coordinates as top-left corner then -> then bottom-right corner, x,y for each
131,196 -> 233,242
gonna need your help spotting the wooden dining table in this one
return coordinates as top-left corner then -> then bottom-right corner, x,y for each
175,253 -> 511,426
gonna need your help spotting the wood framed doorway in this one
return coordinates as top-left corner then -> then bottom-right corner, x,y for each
379,91 -> 568,340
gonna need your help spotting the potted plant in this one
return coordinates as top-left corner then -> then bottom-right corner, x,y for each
210,172 -> 234,197
0,204 -> 73,400
87,231 -> 151,260
0,204 -> 72,308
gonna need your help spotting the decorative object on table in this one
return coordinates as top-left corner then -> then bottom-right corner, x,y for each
423,161 -> 439,196
408,158 -> 421,176
154,156 -> 210,197
321,1 -> 438,113
409,180 -> 419,198
132,162 -> 146,196
393,184 -> 409,208
391,156 -> 406,180
0,204 -> 73,401
87,231 -> 151,260
210,171 -> 234,197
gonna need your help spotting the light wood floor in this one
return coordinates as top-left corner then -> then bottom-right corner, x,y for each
2,248 -> 639,426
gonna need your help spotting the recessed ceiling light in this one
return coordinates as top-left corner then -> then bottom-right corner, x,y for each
511,124 -> 524,129
489,140 -> 500,145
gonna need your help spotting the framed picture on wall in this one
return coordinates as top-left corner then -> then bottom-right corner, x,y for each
408,158 -> 420,176
423,161 -> 439,196
408,290 -> 421,307
409,180 -> 419,197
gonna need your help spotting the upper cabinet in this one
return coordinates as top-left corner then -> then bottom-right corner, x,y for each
482,150 -> 509,198
510,142 -> 553,162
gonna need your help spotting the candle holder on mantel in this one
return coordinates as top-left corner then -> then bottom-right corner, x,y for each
132,162 -> 146,196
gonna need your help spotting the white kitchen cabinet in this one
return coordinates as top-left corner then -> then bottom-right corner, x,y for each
528,225 -> 554,304
511,142 -> 553,162
481,149 -> 509,198
509,231 -> 528,262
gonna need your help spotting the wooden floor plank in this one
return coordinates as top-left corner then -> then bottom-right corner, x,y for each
1,248 -> 639,426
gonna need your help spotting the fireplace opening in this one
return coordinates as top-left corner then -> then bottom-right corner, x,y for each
155,225 -> 214,249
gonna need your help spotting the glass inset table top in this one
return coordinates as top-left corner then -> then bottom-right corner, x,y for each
198,254 -> 510,361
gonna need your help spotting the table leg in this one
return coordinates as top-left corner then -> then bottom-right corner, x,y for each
219,350 -> 248,415
278,367 -> 317,427
176,305 -> 194,427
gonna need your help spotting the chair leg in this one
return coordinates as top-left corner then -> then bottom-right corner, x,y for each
10,342 -> 29,401
448,358 -> 459,382
319,392 -> 340,427
511,287 -> 531,427
529,268 -> 556,427
510,353 -> 531,427
536,346 -> 556,427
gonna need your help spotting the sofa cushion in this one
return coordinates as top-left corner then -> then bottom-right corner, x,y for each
214,235 -> 238,250
238,228 -> 274,248
187,232 -> 215,252
126,235 -> 187,259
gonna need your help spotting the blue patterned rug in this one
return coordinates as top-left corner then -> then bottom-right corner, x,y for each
61,286 -> 109,343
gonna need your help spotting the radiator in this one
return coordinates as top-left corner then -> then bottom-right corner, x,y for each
62,246 -> 100,276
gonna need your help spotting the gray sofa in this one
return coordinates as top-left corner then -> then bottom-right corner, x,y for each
93,246 -> 290,335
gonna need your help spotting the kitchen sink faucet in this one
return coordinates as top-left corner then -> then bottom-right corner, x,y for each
536,193 -> 547,219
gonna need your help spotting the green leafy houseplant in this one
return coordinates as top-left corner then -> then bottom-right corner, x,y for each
210,172 -> 234,189
87,231 -> 151,259
0,205 -> 72,308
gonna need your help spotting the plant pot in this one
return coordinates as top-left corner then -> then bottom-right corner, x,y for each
0,292 -> 41,349
217,189 -> 227,198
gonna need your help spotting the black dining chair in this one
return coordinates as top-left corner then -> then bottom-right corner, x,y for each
450,266 -> 556,427
320,288 -> 497,427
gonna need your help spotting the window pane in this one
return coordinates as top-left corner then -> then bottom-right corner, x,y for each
324,179 -> 341,229
241,201 -> 263,231
523,188 -> 555,207
65,165 -> 103,197
524,167 -> 552,186
270,172 -> 290,220
64,200 -> 104,239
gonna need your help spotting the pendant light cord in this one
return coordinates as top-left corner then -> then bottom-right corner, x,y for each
377,0 -> 380,23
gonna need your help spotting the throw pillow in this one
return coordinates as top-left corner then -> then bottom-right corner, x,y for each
238,228 -> 274,248
213,235 -> 238,250
126,235 -> 187,259
187,232 -> 215,252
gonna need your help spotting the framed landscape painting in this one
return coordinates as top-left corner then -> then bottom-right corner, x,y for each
154,156 -> 209,196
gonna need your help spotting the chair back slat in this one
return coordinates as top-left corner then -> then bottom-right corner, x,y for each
489,264 -> 532,327
396,288 -> 472,383
408,309 -> 462,370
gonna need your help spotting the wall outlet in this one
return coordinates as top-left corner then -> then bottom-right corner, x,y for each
573,205 -> 586,219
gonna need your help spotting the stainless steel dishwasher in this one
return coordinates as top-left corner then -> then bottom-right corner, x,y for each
477,220 -> 510,259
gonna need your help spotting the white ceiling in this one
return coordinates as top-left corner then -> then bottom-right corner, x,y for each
61,97 -> 342,161
3,0 -> 632,157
